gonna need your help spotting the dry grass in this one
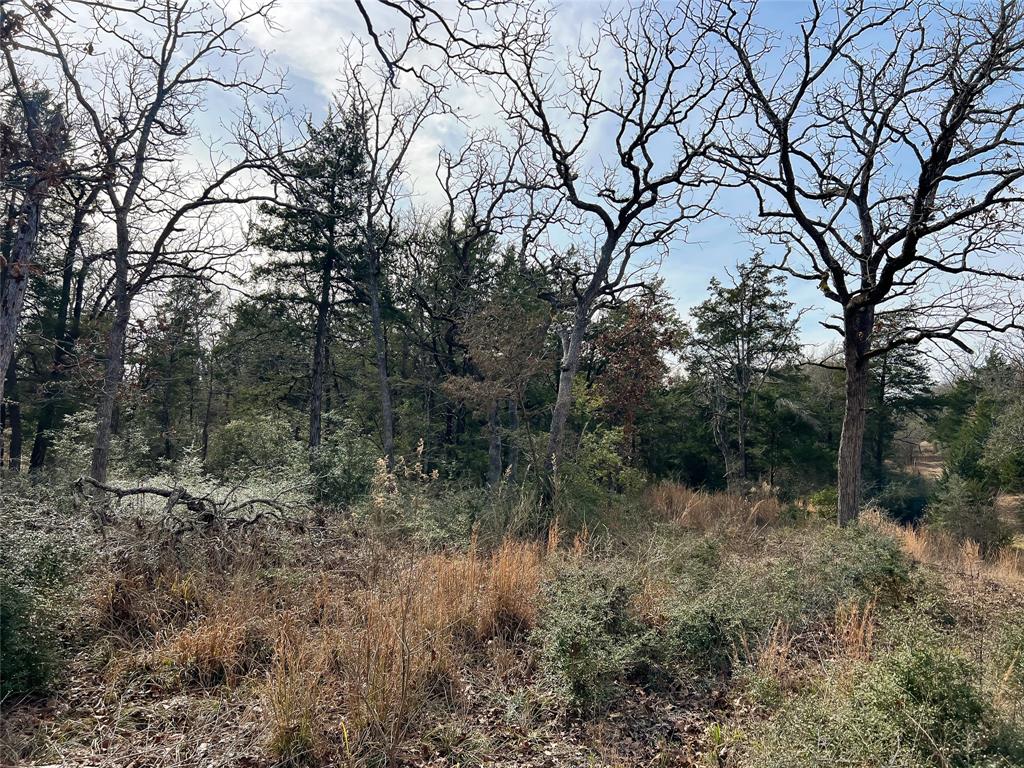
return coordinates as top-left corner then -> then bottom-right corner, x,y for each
260,536 -> 547,764
162,581 -> 274,688
834,599 -> 876,661
863,508 -> 1024,585
646,482 -> 783,531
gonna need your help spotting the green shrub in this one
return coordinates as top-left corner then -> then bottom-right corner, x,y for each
308,415 -> 378,507
927,473 -> 1011,553
206,415 -> 303,476
808,486 -> 838,520
0,484 -> 88,697
871,473 -> 932,524
663,525 -> 908,681
745,635 -> 1021,768
558,427 -> 646,514
534,565 -> 658,712
804,524 -> 910,608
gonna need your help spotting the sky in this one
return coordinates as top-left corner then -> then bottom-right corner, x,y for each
224,1 -> 842,346
202,0 -> 1020,363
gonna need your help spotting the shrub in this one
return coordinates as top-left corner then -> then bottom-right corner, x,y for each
808,486 -> 838,520
744,635 -> 1021,768
206,415 -> 303,476
663,525 -> 908,681
927,473 -> 1011,553
308,415 -> 378,507
534,565 -> 658,712
0,484 -> 88,697
870,473 -> 931,524
558,427 -> 646,514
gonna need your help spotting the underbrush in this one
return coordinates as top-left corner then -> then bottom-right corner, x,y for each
742,625 -> 1024,767
532,517 -> 911,714
3,477 -> 1021,768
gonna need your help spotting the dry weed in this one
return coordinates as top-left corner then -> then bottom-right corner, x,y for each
647,482 -> 782,531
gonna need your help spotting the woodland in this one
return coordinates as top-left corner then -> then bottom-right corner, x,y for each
2,1 -> 1024,766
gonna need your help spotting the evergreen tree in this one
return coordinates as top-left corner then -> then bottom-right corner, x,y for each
254,105 -> 368,450
688,255 -> 801,485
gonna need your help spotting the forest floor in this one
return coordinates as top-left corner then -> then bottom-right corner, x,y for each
2,485 -> 1023,768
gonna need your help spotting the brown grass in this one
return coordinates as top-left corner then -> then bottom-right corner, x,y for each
834,599 -> 876,661
646,482 -> 783,531
863,508 -> 1024,585
261,537 -> 547,764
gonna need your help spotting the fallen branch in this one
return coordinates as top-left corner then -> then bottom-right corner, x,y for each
74,476 -> 297,534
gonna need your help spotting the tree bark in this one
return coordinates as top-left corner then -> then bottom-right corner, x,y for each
0,93 -> 64,405
0,191 -> 44,406
368,269 -> 395,467
308,252 -> 333,449
837,305 -> 874,526
90,220 -> 132,483
873,351 -> 890,482
4,359 -> 22,472
544,306 -> 590,481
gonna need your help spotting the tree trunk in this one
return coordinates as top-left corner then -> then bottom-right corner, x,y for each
201,357 -> 214,463
4,358 -> 22,472
0,98 -> 63,406
544,306 -> 590,481
837,305 -> 874,526
0,191 -> 44,406
487,400 -> 502,487
368,270 -> 395,467
308,252 -> 333,449
873,351 -> 889,482
90,222 -> 132,484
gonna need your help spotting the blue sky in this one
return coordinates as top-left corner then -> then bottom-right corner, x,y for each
228,0 -> 1019,358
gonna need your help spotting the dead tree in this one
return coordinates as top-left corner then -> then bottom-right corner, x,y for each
18,0 -> 281,483
485,1 -> 729,487
710,0 -> 1024,523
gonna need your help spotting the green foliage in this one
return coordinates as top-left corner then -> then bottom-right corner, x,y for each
981,398 -> 1024,491
309,415 -> 379,507
558,424 -> 646,514
665,525 -> 908,678
205,415 -> 303,476
687,254 -> 801,482
534,565 -> 658,712
870,473 -> 932,524
0,481 -> 88,697
926,473 -> 1011,552
745,633 -> 1022,768
808,486 -> 838,519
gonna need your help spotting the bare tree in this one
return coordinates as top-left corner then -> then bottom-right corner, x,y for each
709,0 -> 1024,523
337,55 -> 446,467
16,0 -> 280,482
484,1 -> 728,487
0,38 -> 68,405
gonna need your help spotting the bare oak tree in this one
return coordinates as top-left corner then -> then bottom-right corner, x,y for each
710,0 -> 1024,523
16,0 -> 280,482
485,1 -> 728,485
0,35 -> 68,405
